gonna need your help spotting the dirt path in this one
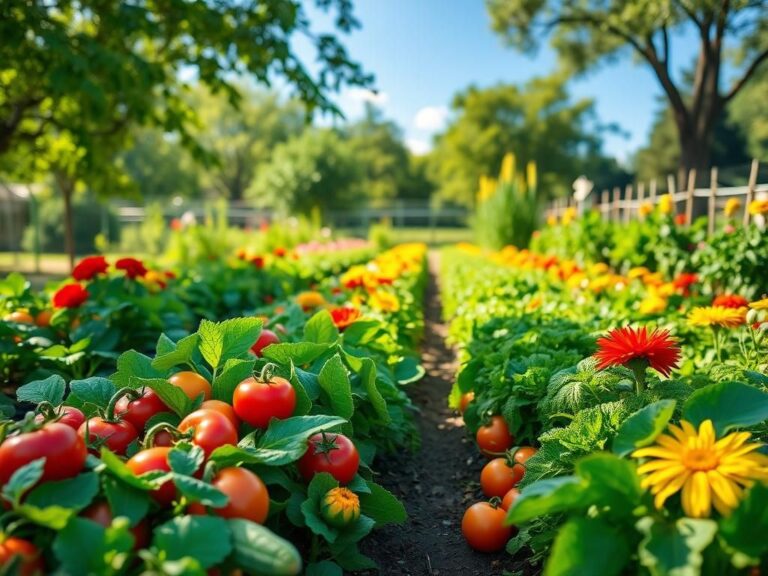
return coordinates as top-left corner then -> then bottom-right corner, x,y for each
361,252 -> 517,576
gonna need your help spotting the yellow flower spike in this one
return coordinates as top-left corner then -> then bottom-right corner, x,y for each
499,152 -> 516,184
526,161 -> 537,190
632,418 -> 768,518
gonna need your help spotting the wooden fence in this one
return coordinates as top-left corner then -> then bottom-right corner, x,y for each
546,159 -> 767,236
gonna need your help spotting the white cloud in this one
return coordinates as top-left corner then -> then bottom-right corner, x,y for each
405,138 -> 431,156
414,105 -> 449,132
346,88 -> 389,106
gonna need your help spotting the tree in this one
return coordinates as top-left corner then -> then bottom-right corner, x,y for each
728,68 -> 768,161
427,74 -> 621,206
487,0 -> 768,184
0,0 -> 369,266
247,129 -> 361,216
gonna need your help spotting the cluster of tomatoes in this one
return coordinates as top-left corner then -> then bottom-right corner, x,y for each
0,353 -> 361,574
458,393 -> 538,554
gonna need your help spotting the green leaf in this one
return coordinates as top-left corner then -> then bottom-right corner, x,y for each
719,483 -> 768,564
546,517 -> 630,576
637,517 -> 718,576
16,375 -> 66,405
103,476 -> 150,526
341,320 -> 381,346
156,333 -> 177,356
2,458 -> 45,502
26,472 -> 98,511
154,515 -> 232,569
199,318 -> 262,370
16,503 -> 75,529
302,473 -> 340,542
168,444 -> 205,477
359,481 -> 406,526
358,358 -> 390,424
53,518 -> 109,574
228,519 -> 303,576
318,354 -> 354,419
99,447 -> 158,491
574,452 -> 643,507
111,350 -> 163,389
174,475 -> 229,507
289,362 -> 313,415
613,400 -> 676,456
152,333 -> 200,371
306,561 -> 342,576
212,358 -> 255,403
394,356 -> 425,384
263,342 -> 333,365
136,377 -> 194,417
304,310 -> 340,344
68,377 -> 116,415
683,382 -> 768,435
506,476 -> 593,525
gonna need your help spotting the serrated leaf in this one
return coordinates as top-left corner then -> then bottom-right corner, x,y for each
68,377 -> 116,415
136,377 -> 194,417
304,310 -> 340,344
199,318 -> 262,370
168,445 -> 205,477
111,350 -> 163,389
318,355 -> 354,419
212,358 -> 255,403
15,375 -> 66,405
152,333 -> 200,371
263,342 -> 333,365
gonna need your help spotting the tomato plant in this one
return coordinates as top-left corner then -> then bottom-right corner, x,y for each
188,467 -> 269,524
0,422 -> 87,486
115,388 -> 169,432
0,537 -> 44,576
461,501 -> 514,553
125,447 -> 175,505
512,445 -> 537,466
169,371 -> 212,401
79,417 -> 138,456
82,501 -> 150,549
476,416 -> 514,456
298,432 -> 360,485
34,404 -> 85,430
500,488 -> 520,511
200,400 -> 240,430
178,409 -> 238,457
480,458 -> 524,497
233,367 -> 296,429
250,329 -> 280,357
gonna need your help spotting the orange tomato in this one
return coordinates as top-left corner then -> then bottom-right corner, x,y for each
200,400 -> 240,430
501,488 -> 520,511
480,458 -> 524,497
4,311 -> 34,324
461,502 -> 514,552
35,309 -> 53,327
476,416 -> 514,457
513,446 -> 538,466
459,392 -> 474,414
169,371 -> 212,401
189,467 -> 269,524
0,537 -> 44,576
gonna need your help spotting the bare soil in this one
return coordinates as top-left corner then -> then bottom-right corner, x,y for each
360,253 -> 524,576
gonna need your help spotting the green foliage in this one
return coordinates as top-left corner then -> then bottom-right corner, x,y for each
474,178 -> 541,249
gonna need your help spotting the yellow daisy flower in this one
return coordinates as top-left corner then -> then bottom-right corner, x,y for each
687,306 -> 746,328
749,297 -> 768,311
368,290 -> 400,313
633,419 -> 768,518
724,198 -> 742,218
748,199 -> 768,215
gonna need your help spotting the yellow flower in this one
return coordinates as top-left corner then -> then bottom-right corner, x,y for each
749,297 -> 768,311
499,153 -> 516,183
628,267 -> 650,280
640,294 -> 668,315
748,199 -> 768,215
546,215 -> 558,226
296,291 -> 326,311
724,198 -> 742,218
478,175 -> 498,202
643,272 -> 665,287
687,306 -> 746,328
561,207 -> 577,226
526,161 -> 537,190
638,202 -> 654,218
633,419 -> 768,517
368,290 -> 400,312
658,194 -> 673,215
526,296 -> 542,311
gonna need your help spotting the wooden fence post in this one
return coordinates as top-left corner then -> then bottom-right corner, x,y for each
601,190 -> 609,220
685,169 -> 696,226
744,159 -> 758,227
708,167 -> 717,237
612,187 -> 620,221
624,184 -> 633,223
667,174 -> 676,212
649,179 -> 657,203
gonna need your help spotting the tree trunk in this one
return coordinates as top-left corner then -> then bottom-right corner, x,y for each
57,173 -> 76,272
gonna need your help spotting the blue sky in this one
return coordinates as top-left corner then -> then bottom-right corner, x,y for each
301,0 -> 701,165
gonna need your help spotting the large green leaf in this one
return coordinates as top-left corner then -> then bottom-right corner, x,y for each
212,358 -> 256,403
613,400 -> 676,456
683,382 -> 768,435
359,481 -> 406,526
136,377 -> 195,417
199,318 -> 262,370
637,517 -> 718,576
304,310 -> 340,344
152,333 -> 200,371
16,375 -> 66,405
358,358 -> 390,424
111,350 -> 163,389
26,472 -> 99,511
263,342 -> 333,365
301,473 -> 340,542
67,377 -> 116,415
506,476 -> 593,525
545,517 -> 630,576
318,354 -> 354,419
575,452 -> 643,508
153,516 -> 232,569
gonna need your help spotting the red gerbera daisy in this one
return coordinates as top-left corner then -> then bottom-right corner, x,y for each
672,272 -> 698,296
115,257 -> 148,279
594,326 -> 681,378
72,255 -> 109,281
712,294 -> 749,309
329,306 -> 362,331
52,283 -> 89,308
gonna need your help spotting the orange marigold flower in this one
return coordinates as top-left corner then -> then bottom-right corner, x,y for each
594,326 -> 681,377
712,294 -> 749,309
329,306 -> 361,331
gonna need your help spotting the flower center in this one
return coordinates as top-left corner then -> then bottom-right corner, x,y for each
683,448 -> 719,471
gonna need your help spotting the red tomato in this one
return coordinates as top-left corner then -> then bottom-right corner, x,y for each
501,488 -> 520,511
459,392 -> 475,414
126,447 -> 175,505
34,405 -> 86,430
78,417 -> 138,456
82,501 -> 150,549
0,537 -> 44,576
249,329 -> 280,357
0,423 -> 87,486
151,430 -> 174,447
476,416 -> 514,457
298,433 -> 360,485
169,371 -> 212,402
233,375 -> 295,429
115,388 -> 169,432
480,458 -> 525,498
200,400 -> 240,431
512,446 -> 538,465
178,409 -> 238,458
188,467 -> 269,524
461,502 -> 514,552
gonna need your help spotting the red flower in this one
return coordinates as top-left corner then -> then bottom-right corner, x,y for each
72,255 -> 109,281
251,256 -> 265,269
164,271 -> 177,280
52,283 -> 89,309
329,306 -> 361,331
273,247 -> 287,258
594,326 -> 681,377
673,273 -> 698,296
170,218 -> 182,231
115,257 -> 147,279
674,214 -> 688,226
712,294 -> 748,309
